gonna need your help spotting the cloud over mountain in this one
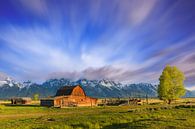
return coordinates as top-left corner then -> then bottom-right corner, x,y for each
0,0 -> 195,90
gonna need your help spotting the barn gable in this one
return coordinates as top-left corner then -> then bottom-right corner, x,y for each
55,85 -> 86,97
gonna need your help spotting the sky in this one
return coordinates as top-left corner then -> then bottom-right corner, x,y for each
0,0 -> 195,90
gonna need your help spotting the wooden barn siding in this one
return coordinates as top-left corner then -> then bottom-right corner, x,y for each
41,100 -> 54,107
11,98 -> 31,105
54,95 -> 97,107
71,86 -> 86,96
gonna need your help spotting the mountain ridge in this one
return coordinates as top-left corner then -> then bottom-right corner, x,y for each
0,77 -> 158,98
0,77 -> 194,99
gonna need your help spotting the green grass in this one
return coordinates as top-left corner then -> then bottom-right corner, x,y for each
0,104 -> 195,129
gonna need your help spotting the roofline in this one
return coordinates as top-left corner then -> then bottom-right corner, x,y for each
10,97 -> 32,99
55,85 -> 87,97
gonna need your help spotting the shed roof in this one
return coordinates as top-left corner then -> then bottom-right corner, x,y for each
11,97 -> 32,100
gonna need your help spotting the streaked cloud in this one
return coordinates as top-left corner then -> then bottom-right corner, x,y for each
0,0 -> 195,90
128,0 -> 157,25
19,0 -> 48,17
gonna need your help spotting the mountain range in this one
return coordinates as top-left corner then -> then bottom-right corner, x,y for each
0,76 -> 194,99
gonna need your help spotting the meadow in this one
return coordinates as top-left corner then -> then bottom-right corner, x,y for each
0,98 -> 195,129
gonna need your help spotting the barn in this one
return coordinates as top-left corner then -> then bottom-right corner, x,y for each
41,85 -> 97,107
11,97 -> 32,104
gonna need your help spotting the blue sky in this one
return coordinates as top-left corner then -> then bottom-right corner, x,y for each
0,0 -> 195,89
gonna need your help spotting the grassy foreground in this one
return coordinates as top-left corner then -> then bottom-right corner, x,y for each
0,101 -> 195,129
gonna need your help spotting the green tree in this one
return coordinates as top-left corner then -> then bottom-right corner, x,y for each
158,65 -> 186,104
33,93 -> 39,101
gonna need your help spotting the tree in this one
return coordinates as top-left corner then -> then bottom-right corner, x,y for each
158,65 -> 186,104
33,93 -> 39,101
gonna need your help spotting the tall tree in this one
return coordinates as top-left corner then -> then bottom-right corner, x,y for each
158,65 -> 186,104
33,93 -> 39,101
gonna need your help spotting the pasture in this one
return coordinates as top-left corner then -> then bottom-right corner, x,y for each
0,98 -> 195,129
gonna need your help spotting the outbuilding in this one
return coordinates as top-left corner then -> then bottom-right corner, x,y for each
41,85 -> 97,107
11,97 -> 32,104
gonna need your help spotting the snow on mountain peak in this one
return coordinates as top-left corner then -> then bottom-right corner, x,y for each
22,80 -> 33,88
99,79 -> 113,87
0,76 -> 23,88
0,72 -> 16,87
0,80 -> 7,86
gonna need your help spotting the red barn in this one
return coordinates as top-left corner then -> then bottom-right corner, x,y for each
41,85 -> 97,107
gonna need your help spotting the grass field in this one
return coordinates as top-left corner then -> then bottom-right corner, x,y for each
0,98 -> 195,129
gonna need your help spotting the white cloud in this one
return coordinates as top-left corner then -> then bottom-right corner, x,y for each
1,25 -> 190,84
186,86 -> 195,91
129,0 -> 157,25
0,0 -> 194,88
0,72 -> 9,81
0,25 -> 80,81
81,53 -> 106,68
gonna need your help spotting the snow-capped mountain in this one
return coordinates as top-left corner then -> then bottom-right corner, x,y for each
0,77 -> 22,88
0,71 -> 194,99
0,77 -> 193,99
0,80 -> 7,86
99,79 -> 122,89
0,77 -> 158,98
22,81 -> 33,89
0,76 -> 21,98
185,90 -> 195,97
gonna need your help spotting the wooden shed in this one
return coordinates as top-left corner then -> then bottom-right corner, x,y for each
11,97 -> 32,104
41,85 -> 97,107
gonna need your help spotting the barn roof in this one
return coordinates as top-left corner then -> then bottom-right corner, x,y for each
11,97 -> 32,100
55,85 -> 84,96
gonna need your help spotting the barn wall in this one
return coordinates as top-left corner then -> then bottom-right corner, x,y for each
53,95 -> 97,107
40,100 -> 54,107
77,97 -> 97,106
11,98 -> 31,104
